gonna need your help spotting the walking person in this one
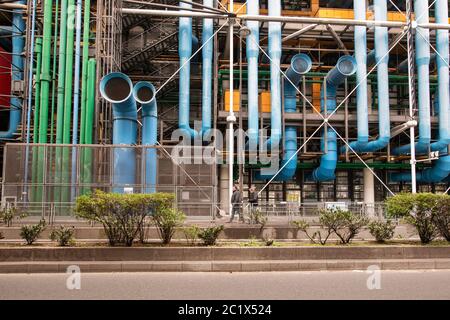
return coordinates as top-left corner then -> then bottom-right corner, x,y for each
228,185 -> 242,223
248,185 -> 259,224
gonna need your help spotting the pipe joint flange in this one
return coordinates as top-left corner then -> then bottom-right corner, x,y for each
113,117 -> 139,123
226,114 -> 237,123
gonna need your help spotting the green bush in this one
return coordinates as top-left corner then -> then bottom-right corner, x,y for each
291,220 -> 323,244
0,207 -> 27,227
251,209 -> 268,237
198,225 -> 224,246
434,196 -> 450,242
386,193 -> 441,244
75,190 -> 175,246
182,225 -> 200,246
152,208 -> 186,245
50,226 -> 75,246
326,209 -> 369,244
20,220 -> 46,245
367,220 -> 396,243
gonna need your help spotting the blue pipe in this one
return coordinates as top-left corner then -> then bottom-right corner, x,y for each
311,56 -> 357,182
265,0 -> 282,149
255,54 -> 312,181
133,81 -> 157,194
246,0 -> 259,148
201,0 -> 213,136
178,1 -> 197,139
390,0 -> 450,183
347,0 -> 391,153
429,0 -> 450,152
99,73 -> 137,192
0,0 -> 25,139
392,0 -> 431,155
347,0 -> 369,152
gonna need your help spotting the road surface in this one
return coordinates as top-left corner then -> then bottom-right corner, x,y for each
1,270 -> 449,300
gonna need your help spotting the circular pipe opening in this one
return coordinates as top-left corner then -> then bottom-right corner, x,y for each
133,81 -> 156,104
336,55 -> 357,76
291,53 -> 312,75
100,72 -> 133,104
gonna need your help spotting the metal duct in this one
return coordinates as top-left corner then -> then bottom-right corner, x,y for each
100,72 -> 137,192
178,1 -> 197,138
311,56 -> 357,182
347,0 -> 391,152
392,0 -> 431,155
246,0 -> 259,148
0,0 -> 25,139
255,54 -> 312,181
201,0 -> 213,136
133,81 -> 158,194
391,0 -> 450,183
346,0 -> 369,152
265,0 -> 282,149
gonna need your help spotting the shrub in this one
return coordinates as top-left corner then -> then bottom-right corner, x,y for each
251,209 -> 268,237
198,225 -> 224,246
20,220 -> 46,245
75,190 -> 175,246
0,207 -> 27,227
182,225 -> 200,246
386,193 -> 440,244
291,220 -> 322,244
434,196 -> 450,242
368,220 -> 396,243
327,209 -> 369,244
50,226 -> 75,246
152,208 -> 186,245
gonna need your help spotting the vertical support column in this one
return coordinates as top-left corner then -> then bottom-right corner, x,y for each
220,165 -> 230,215
363,167 -> 375,217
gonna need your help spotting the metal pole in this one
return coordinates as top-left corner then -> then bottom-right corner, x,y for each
239,34 -> 243,200
406,0 -> 417,193
227,2 -> 235,214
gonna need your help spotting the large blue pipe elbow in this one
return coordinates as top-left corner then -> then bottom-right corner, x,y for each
0,0 -> 25,139
178,1 -> 198,139
348,0 -> 391,153
391,156 -> 450,183
266,0 -> 282,149
255,54 -> 312,181
311,56 -> 357,182
393,0 -> 431,155
201,0 -> 213,136
133,81 -> 157,194
100,72 -> 137,192
347,0 -> 369,151
247,0 -> 259,148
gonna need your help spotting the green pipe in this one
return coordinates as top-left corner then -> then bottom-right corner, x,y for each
63,0 -> 75,144
80,0 -> 91,145
84,59 -> 96,144
33,38 -> 42,144
81,59 -> 96,195
37,0 -> 53,143
56,0 -> 68,144
50,0 -> 59,144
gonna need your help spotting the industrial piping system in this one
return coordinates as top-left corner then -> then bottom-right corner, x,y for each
347,0 -> 391,153
0,0 -> 25,139
311,55 -> 357,182
100,72 -> 138,192
178,1 -> 197,139
393,0 -> 431,155
201,0 -> 213,136
265,0 -> 282,149
133,81 -> 158,193
255,53 -> 312,181
391,0 -> 450,183
246,0 -> 259,148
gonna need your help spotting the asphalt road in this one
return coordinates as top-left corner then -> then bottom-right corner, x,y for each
0,270 -> 449,300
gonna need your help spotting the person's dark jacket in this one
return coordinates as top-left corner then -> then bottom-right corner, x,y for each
249,191 -> 258,205
231,190 -> 242,208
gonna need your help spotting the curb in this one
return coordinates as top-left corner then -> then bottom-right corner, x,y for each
1,258 -> 450,273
